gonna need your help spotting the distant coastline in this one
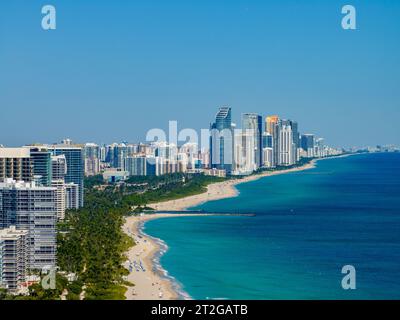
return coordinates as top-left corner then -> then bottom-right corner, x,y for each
151,159 -> 318,212
122,153 -> 358,300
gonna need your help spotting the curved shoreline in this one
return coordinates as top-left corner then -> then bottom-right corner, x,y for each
123,213 -> 240,300
150,159 -> 318,212
122,155 -> 353,300
144,226 -> 192,300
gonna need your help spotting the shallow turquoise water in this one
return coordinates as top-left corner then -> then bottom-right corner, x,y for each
144,153 -> 400,299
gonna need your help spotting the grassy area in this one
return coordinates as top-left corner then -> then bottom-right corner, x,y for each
86,173 -> 226,208
122,174 -> 226,208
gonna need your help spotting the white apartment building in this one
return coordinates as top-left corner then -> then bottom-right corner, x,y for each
0,226 -> 29,292
65,183 -> 80,210
278,122 -> 295,166
0,179 -> 57,270
51,179 -> 66,220
262,147 -> 274,168
233,130 -> 257,175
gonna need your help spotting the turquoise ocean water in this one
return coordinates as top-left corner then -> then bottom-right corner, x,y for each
144,153 -> 400,299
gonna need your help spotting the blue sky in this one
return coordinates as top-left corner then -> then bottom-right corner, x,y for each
0,0 -> 399,147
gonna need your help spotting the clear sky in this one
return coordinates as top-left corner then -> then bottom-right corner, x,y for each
0,0 -> 399,148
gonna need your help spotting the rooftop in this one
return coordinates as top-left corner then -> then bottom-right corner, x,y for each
0,226 -> 28,240
0,147 -> 30,158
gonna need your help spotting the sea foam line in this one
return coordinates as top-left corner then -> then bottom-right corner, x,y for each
139,221 -> 192,300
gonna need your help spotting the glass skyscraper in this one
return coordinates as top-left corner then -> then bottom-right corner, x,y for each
50,146 -> 84,207
29,147 -> 52,187
210,106 -> 234,174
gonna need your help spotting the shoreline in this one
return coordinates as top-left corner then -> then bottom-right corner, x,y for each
150,159 -> 319,212
122,155 -> 354,300
123,213 -> 233,300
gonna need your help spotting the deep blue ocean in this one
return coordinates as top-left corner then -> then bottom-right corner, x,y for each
144,153 -> 400,299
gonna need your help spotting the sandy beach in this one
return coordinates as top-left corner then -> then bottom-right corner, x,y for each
122,159 -> 324,300
123,213 -> 224,300
150,159 -> 318,211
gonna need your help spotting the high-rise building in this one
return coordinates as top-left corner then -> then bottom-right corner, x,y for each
51,155 -> 67,181
265,115 -> 279,134
99,145 -> 107,162
51,179 -> 66,220
262,132 -> 273,149
242,113 -> 262,169
145,157 -> 157,176
278,120 -> 296,166
28,147 -> 52,187
65,183 -> 80,210
262,147 -> 274,168
84,158 -> 100,177
147,156 -> 172,176
50,155 -> 68,219
290,121 -> 300,162
179,143 -> 198,170
301,134 -> 315,158
84,143 -> 100,159
153,142 -> 178,163
84,143 -> 101,176
233,130 -> 256,175
262,132 -> 274,168
50,145 -> 84,207
0,179 -> 57,270
210,107 -> 234,174
106,143 -> 127,169
124,156 -> 147,176
126,144 -> 139,157
0,148 -> 33,183
0,226 -> 29,292
265,116 -> 280,167
315,138 -> 325,158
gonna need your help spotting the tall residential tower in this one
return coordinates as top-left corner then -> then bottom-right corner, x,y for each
242,113 -> 263,169
210,106 -> 234,174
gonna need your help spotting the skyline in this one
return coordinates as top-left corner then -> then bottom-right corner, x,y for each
1,0 -> 400,147
0,107 -> 396,150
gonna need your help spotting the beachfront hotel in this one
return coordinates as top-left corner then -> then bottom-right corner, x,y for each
0,179 -> 57,270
